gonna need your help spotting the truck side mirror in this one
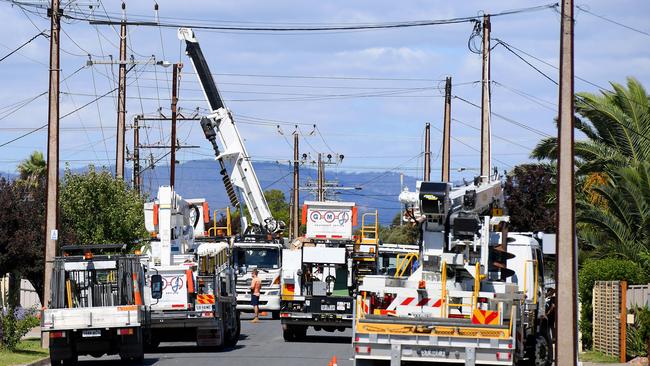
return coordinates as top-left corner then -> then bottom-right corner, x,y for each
151,274 -> 163,299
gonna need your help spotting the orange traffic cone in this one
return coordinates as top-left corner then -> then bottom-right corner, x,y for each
132,273 -> 143,305
327,355 -> 337,366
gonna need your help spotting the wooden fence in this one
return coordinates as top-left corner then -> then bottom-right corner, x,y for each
592,280 -> 627,362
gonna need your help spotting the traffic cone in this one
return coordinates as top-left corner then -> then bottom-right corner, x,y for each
132,273 -> 143,305
327,355 -> 337,366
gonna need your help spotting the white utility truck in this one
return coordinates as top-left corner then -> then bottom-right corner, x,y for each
281,201 -> 377,340
178,27 -> 286,318
352,178 -> 551,366
142,186 -> 240,349
42,244 -> 145,365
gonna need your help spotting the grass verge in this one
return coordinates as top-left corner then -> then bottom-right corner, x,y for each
0,339 -> 48,366
579,350 -> 621,363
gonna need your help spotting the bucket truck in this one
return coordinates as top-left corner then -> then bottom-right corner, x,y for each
352,178 -> 552,366
178,27 -> 286,318
141,186 -> 240,349
280,201 -> 381,340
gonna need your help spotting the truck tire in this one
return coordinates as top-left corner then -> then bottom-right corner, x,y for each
282,326 -> 296,341
225,310 -> 241,347
531,334 -> 552,366
271,311 -> 280,320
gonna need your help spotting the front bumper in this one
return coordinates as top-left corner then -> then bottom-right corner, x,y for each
236,291 -> 281,311
281,312 -> 353,327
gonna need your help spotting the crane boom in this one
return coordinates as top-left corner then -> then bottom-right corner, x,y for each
178,27 -> 282,234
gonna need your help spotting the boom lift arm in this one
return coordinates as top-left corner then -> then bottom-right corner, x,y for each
178,27 -> 284,234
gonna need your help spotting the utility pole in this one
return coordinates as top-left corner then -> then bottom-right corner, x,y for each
292,132 -> 300,239
170,63 -> 182,187
43,0 -> 61,348
424,122 -> 431,181
115,2 -> 127,179
480,14 -> 491,182
132,116 -> 141,194
441,77 -> 452,182
556,0 -> 577,364
317,153 -> 324,201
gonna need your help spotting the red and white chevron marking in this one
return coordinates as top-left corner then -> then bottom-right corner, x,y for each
387,296 -> 442,310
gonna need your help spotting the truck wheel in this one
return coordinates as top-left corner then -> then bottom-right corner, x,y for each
283,326 -> 296,342
532,334 -> 551,366
271,311 -> 280,320
62,354 -> 78,366
225,310 -> 241,347
50,359 -> 62,366
294,325 -> 307,340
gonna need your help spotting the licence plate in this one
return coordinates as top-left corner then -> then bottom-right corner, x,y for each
82,329 -> 101,338
196,304 -> 213,312
418,348 -> 446,358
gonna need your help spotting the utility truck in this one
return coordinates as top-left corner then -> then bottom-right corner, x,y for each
142,186 -> 240,349
280,201 -> 378,340
352,178 -> 551,366
41,244 -> 145,365
178,27 -> 286,317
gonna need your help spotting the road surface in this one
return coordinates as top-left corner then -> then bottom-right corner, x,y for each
73,313 -> 353,366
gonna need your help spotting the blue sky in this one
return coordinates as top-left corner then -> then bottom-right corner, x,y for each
0,0 -> 649,187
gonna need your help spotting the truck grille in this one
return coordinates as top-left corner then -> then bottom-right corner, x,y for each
237,278 -> 272,287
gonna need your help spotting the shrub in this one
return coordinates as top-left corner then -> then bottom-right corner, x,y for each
0,306 -> 40,351
578,258 -> 648,349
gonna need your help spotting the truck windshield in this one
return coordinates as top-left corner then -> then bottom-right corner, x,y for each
234,247 -> 280,269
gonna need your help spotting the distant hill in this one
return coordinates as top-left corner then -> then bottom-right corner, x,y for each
0,160 -> 419,225
141,160 -> 417,225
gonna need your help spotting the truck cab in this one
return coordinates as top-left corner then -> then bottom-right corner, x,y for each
233,240 -> 283,318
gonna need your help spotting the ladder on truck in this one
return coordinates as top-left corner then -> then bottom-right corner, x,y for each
352,210 -> 379,281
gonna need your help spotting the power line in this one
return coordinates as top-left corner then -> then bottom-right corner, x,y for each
60,3 -> 559,32
0,86 -> 118,148
0,30 -> 46,63
576,5 -> 650,38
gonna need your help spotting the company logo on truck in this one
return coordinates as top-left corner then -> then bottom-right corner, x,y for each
309,210 -> 350,225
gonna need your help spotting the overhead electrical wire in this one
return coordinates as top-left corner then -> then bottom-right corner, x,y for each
28,2 -> 560,33
0,30 -> 46,63
576,5 -> 650,38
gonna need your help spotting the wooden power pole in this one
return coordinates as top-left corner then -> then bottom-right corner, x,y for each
43,0 -> 61,347
115,2 -> 127,179
292,132 -> 300,239
317,153 -> 324,201
132,116 -> 141,194
441,76 -> 452,182
170,63 -> 182,187
424,122 -> 431,181
480,14 -> 491,182
556,0 -> 578,364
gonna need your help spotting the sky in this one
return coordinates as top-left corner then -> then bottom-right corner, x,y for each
0,0 -> 649,190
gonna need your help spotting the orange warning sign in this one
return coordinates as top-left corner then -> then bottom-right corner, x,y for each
197,294 -> 215,304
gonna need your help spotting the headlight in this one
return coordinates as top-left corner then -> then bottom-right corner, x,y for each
266,290 -> 279,296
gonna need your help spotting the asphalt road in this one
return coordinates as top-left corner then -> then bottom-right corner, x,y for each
73,313 -> 354,366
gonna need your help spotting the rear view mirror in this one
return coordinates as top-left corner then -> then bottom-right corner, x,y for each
151,275 -> 163,299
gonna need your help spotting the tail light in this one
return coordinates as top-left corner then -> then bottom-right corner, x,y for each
355,346 -> 371,354
117,328 -> 134,336
477,297 -> 489,303
496,352 -> 511,361
49,331 -> 66,339
280,313 -> 291,318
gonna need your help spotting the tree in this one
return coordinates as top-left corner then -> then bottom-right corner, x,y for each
264,189 -> 290,226
531,77 -> 650,176
16,151 -> 46,188
379,213 -> 419,244
59,166 -> 147,249
503,164 -> 556,232
0,177 -> 46,304
577,161 -> 650,259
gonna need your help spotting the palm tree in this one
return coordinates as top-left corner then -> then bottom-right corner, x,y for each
17,151 -> 46,188
577,161 -> 650,259
531,77 -> 650,175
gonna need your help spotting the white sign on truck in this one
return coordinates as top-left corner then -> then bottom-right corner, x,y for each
302,201 -> 356,240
